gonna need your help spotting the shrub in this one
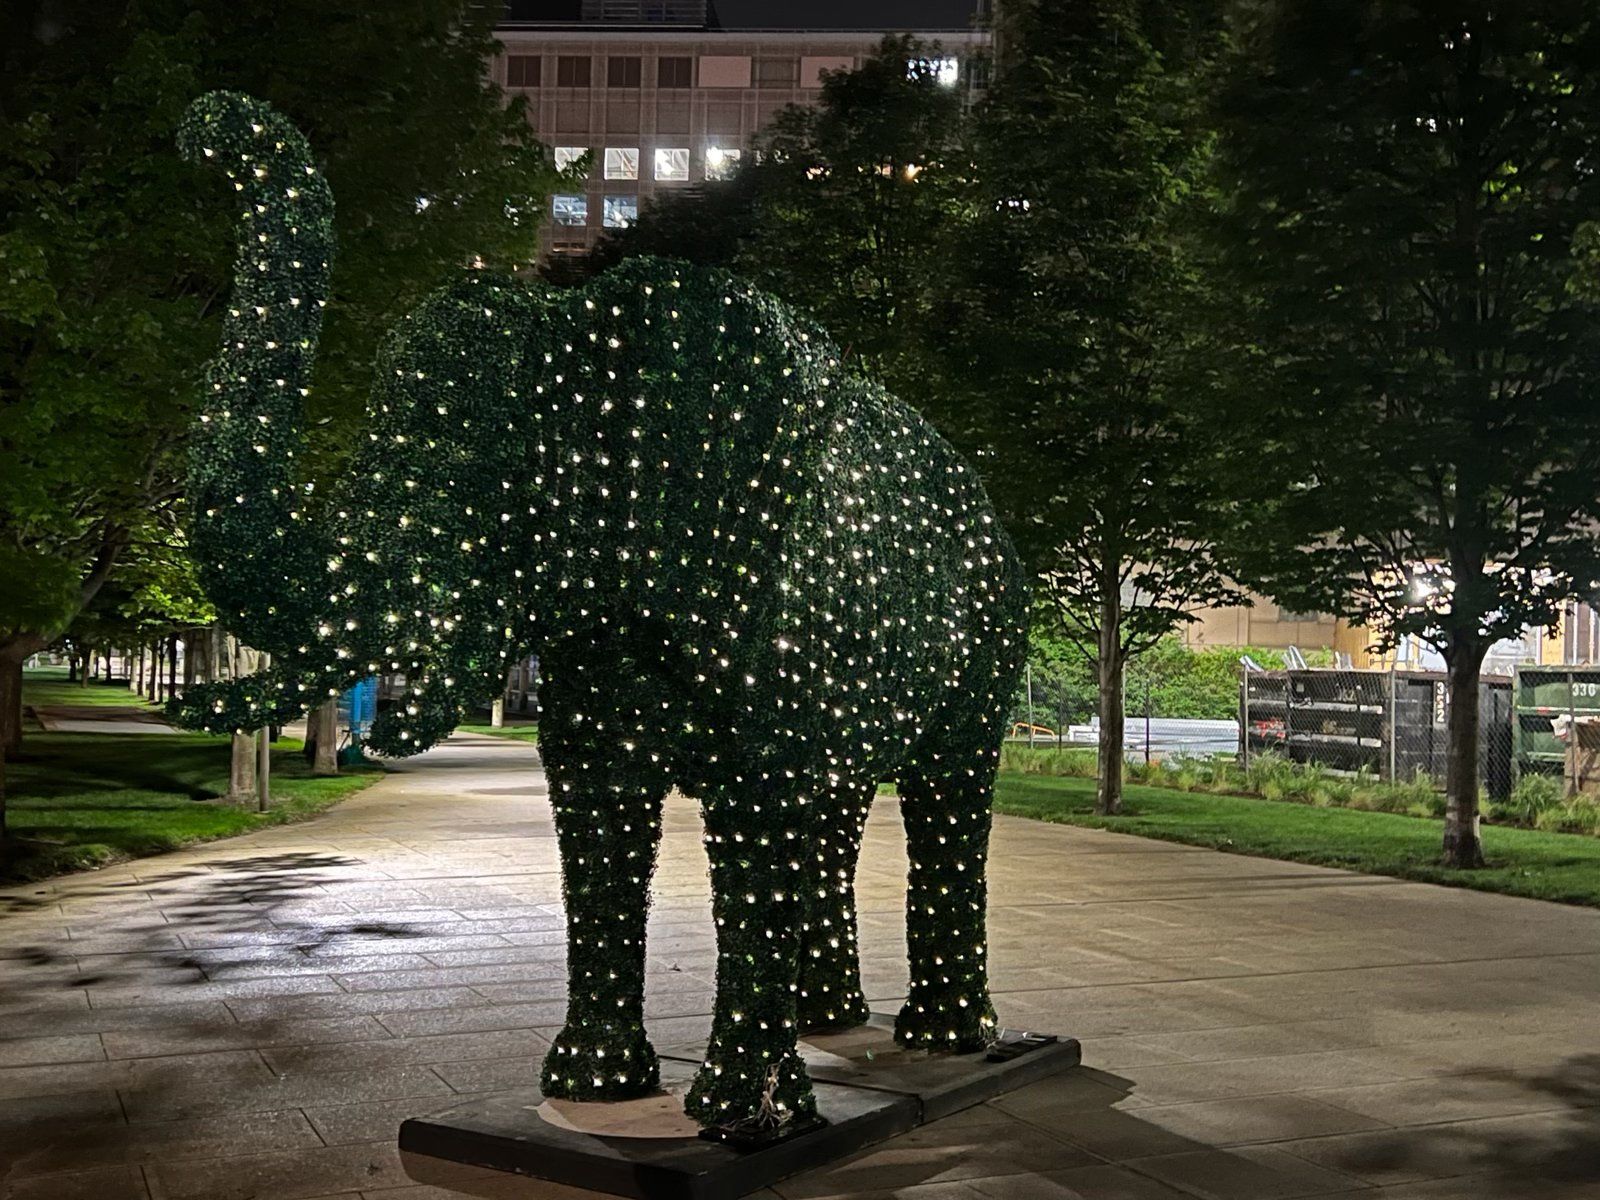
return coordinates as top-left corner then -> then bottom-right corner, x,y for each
1503,773 -> 1564,826
999,744 -> 1097,778
1564,798 -> 1600,836
995,742 -> 1597,838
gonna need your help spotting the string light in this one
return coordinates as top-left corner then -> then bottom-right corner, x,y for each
171,91 -> 1027,1135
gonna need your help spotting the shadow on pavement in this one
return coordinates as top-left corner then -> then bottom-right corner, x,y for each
0,850 -> 418,1002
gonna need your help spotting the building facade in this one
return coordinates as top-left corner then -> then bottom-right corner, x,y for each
1184,588 -> 1600,672
496,0 -> 989,258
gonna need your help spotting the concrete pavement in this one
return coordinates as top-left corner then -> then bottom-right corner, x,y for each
0,734 -> 1595,1200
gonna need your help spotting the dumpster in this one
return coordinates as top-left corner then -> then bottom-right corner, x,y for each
1513,665 -> 1600,783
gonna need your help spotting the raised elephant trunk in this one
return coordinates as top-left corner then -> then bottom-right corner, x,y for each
177,92 -> 335,655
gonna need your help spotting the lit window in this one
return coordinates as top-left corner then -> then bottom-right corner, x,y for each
908,57 -> 959,86
603,195 -> 638,228
655,148 -> 690,182
555,147 -> 590,174
704,146 -> 742,181
552,194 -> 588,226
604,148 -> 639,180
506,56 -> 541,88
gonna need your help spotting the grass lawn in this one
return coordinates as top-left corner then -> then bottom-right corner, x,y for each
21,669 -> 158,714
458,721 -> 539,745
993,773 -> 1600,907
4,670 -> 384,881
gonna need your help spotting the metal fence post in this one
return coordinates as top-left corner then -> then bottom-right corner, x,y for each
1388,668 -> 1398,784
1145,679 -> 1152,766
1284,670 -> 1295,764
1568,667 -> 1579,799
256,725 -> 271,813
1511,664 -> 1522,789
1026,661 -> 1035,748
1240,667 -> 1250,766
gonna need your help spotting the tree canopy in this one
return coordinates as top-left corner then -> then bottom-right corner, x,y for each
0,0 -> 561,748
927,0 -> 1238,812
1212,0 -> 1600,865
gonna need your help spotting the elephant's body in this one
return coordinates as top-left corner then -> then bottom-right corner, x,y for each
175,93 -> 1027,1132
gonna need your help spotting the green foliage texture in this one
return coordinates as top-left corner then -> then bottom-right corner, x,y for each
1212,1 -> 1600,663
0,0 -> 557,660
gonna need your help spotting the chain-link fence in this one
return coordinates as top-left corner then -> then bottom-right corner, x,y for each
1010,662 -> 1239,759
1241,667 -> 1514,799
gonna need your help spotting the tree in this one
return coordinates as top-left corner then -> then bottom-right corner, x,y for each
587,35 -> 968,394
1212,0 -> 1600,867
0,0 -> 559,755
930,0 -> 1238,815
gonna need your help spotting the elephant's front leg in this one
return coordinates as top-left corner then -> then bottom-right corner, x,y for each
798,775 -> 872,1032
687,782 -> 817,1132
539,748 -> 667,1100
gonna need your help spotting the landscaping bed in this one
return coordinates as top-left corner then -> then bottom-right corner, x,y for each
1000,743 -> 1600,837
993,771 -> 1600,907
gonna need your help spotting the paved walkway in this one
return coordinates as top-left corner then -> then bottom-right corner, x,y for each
31,705 -> 177,735
0,735 -> 1595,1200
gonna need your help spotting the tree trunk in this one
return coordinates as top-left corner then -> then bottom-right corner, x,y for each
167,634 -> 178,701
308,700 -> 339,776
1442,641 -> 1488,869
1096,649 -> 1126,815
226,731 -> 258,805
0,652 -> 24,757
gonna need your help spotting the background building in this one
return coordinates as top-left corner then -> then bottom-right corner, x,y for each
496,0 -> 989,258
1184,588 -> 1600,672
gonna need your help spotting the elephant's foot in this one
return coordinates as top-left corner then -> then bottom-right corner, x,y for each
894,993 -> 999,1054
540,1020 -> 660,1100
686,1047 -> 816,1132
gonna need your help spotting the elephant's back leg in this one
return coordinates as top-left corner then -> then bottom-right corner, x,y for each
893,698 -> 1010,1053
